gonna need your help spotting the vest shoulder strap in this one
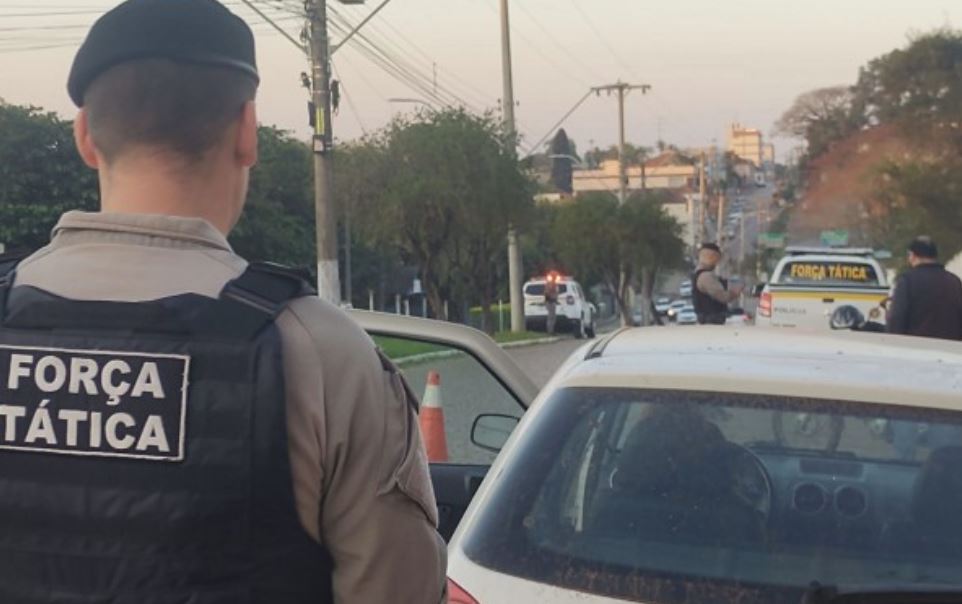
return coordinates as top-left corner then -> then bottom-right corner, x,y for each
220,262 -> 317,317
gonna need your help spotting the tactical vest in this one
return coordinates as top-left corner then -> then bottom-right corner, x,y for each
0,256 -> 333,604
691,268 -> 729,325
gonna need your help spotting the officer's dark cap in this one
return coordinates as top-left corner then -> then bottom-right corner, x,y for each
68,0 -> 259,107
699,242 -> 722,254
908,236 -> 938,259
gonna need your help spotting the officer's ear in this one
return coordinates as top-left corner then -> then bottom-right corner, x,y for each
73,109 -> 101,170
235,100 -> 258,169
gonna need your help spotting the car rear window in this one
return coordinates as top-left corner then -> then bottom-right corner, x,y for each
777,260 -> 880,286
524,283 -> 568,296
463,388 -> 962,603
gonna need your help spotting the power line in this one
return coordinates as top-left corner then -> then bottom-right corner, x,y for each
512,1 -> 598,86
568,0 -> 638,80
522,88 -> 592,158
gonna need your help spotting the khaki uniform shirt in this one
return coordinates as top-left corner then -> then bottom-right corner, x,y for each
13,211 -> 446,604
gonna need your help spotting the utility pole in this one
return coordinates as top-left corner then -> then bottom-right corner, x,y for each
592,81 -> 651,326
591,82 -> 651,204
307,0 -> 341,303
699,151 -> 707,242
500,0 -> 524,333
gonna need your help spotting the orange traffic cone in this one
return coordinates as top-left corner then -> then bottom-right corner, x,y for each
420,371 -> 449,462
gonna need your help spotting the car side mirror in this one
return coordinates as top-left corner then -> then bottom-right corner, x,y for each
751,283 -> 766,297
471,413 -> 520,453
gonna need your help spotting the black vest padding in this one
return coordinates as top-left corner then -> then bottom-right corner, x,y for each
0,262 -> 333,604
691,268 -> 729,325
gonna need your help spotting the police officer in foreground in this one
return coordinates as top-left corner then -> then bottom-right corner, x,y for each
887,236 -> 962,340
0,1 -> 445,602
692,242 -> 744,325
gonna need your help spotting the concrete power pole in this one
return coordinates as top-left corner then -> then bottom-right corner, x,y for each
591,82 -> 651,205
500,0 -> 524,333
699,152 -> 707,243
307,0 -> 341,304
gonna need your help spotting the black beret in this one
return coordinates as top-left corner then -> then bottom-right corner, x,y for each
68,0 -> 259,107
699,242 -> 722,254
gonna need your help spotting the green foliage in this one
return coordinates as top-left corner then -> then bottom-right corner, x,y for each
852,29 -> 962,147
871,159 -> 962,267
553,191 -> 686,323
345,108 -> 534,331
229,126 -> 315,268
0,102 -> 98,250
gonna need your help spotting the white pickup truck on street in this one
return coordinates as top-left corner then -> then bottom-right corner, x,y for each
756,247 -> 891,330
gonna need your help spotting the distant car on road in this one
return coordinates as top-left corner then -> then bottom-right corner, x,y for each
754,172 -> 766,187
676,304 -> 698,325
445,328 -> 962,603
679,280 -> 693,298
654,296 -> 672,315
666,299 -> 689,321
523,275 -> 596,338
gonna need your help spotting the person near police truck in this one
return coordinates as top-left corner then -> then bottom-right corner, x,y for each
887,236 -> 962,341
692,242 -> 744,325
544,271 -> 560,335
0,1 -> 445,603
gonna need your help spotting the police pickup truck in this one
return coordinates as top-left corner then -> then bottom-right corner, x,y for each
755,247 -> 890,330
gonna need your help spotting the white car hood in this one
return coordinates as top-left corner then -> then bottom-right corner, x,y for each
449,549 -> 634,604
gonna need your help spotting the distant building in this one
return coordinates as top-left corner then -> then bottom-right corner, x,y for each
763,143 -> 776,166
571,152 -> 698,195
728,123 -> 764,167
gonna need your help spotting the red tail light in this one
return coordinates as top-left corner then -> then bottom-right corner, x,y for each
448,578 -> 480,604
566,295 -> 575,305
759,291 -> 772,318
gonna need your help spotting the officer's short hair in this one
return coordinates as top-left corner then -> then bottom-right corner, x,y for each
84,59 -> 257,164
908,236 -> 938,259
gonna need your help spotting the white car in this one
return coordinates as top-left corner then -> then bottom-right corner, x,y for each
676,304 -> 698,325
523,275 -> 596,338
654,296 -> 673,315
439,328 -> 962,604
678,280 -> 693,297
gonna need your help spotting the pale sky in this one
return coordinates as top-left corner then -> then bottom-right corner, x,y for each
1,0 -> 958,161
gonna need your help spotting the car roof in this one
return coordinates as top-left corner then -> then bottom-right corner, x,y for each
778,254 -> 880,264
554,327 -> 962,410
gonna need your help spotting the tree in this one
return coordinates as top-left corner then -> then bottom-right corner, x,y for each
775,86 -> 860,158
347,108 -> 533,331
554,192 -> 686,325
230,126 -> 315,268
0,102 -> 98,251
852,29 -> 962,151
549,128 -> 574,194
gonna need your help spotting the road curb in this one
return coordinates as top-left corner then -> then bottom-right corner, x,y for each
393,335 -> 565,367
500,336 -> 564,349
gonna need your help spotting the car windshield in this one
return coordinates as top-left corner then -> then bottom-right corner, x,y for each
777,261 -> 880,287
464,387 -> 962,603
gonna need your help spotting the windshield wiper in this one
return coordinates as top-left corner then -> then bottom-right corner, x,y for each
802,581 -> 962,604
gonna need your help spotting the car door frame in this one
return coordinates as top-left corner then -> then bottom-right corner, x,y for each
349,310 -> 539,540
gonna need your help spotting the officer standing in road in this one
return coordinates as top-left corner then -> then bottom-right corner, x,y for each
887,236 -> 962,340
544,271 -> 560,335
692,242 -> 744,325
0,1 -> 445,603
